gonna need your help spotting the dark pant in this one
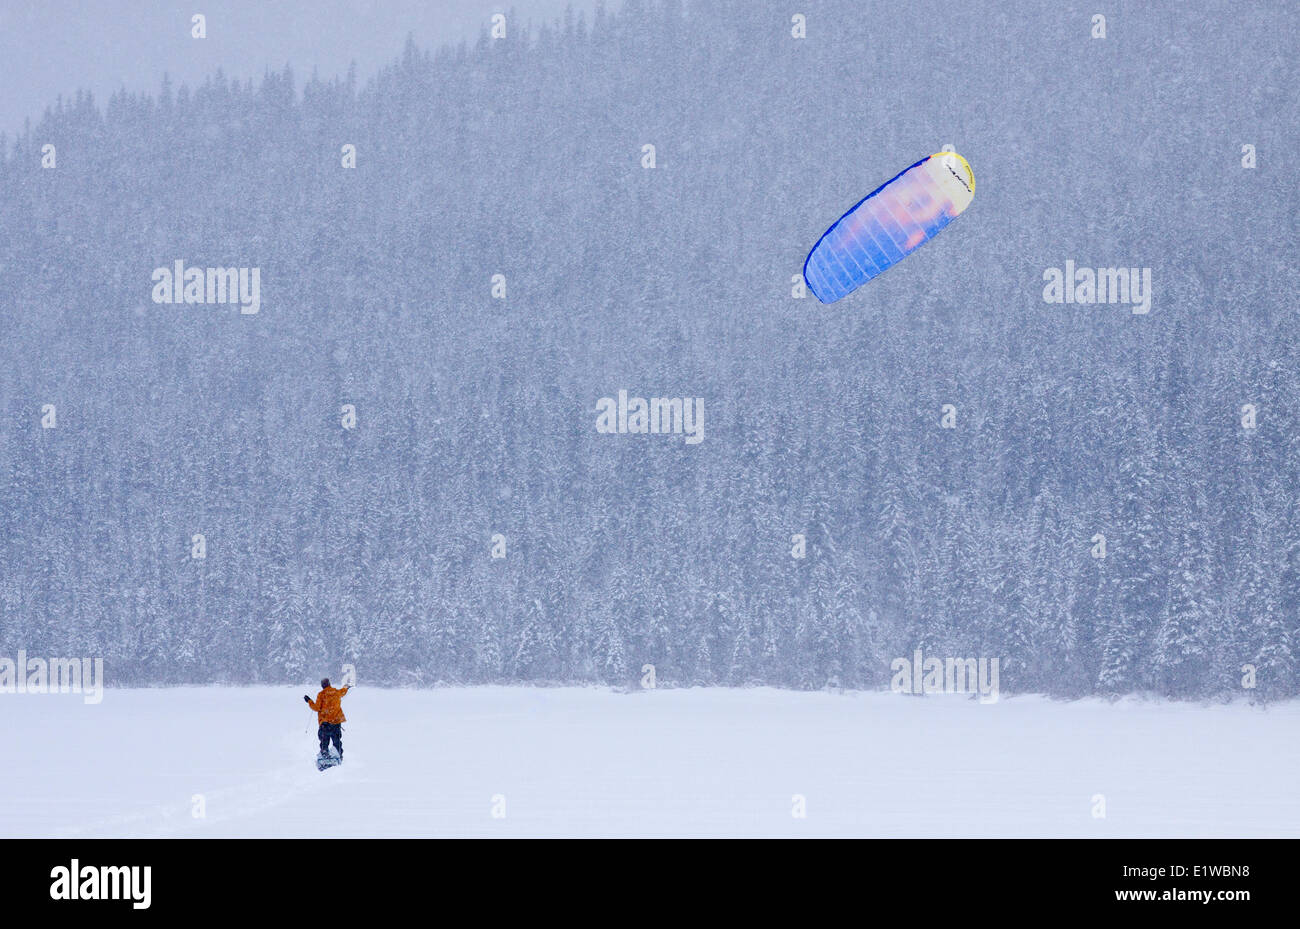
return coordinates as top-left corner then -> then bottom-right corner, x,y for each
318,722 -> 343,757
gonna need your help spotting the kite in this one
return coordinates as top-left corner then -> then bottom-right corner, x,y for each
803,152 -> 975,304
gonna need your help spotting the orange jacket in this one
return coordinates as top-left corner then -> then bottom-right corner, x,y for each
307,685 -> 349,724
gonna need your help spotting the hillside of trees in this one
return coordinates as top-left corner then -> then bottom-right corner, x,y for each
1,1 -> 1297,697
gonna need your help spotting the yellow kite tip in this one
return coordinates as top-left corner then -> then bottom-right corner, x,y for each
930,151 -> 974,194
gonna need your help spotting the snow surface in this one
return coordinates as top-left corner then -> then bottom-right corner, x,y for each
5,687 -> 1298,838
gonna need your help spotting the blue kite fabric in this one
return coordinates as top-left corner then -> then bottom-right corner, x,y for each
803,152 -> 975,304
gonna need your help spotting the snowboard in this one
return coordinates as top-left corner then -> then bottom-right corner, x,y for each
316,750 -> 342,771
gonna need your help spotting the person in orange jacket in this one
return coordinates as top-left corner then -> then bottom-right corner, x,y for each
304,678 -> 350,760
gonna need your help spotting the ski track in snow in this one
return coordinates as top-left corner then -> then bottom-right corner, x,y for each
6,686 -> 1299,838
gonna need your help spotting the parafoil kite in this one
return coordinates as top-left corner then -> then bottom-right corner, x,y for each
802,151 -> 975,304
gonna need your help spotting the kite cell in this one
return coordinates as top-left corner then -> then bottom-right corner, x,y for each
802,152 -> 975,304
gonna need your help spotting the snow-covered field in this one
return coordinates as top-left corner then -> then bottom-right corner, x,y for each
5,687 -> 1297,838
